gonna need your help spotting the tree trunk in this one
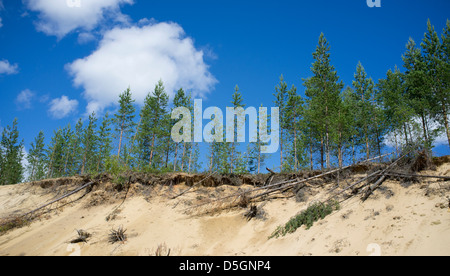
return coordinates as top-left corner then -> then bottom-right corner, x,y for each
181,142 -> 186,172
294,127 -> 298,171
403,123 -> 409,145
188,144 -> 193,174
442,104 -> 450,148
280,128 -> 283,172
310,136 -> 313,171
117,121 -> 124,157
421,113 -> 429,147
352,137 -> 355,165
365,126 -> 369,160
173,144 -> 178,171
149,133 -> 156,168
394,131 -> 399,158
320,136 -> 324,171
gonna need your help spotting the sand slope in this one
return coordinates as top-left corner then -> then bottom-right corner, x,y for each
0,164 -> 449,256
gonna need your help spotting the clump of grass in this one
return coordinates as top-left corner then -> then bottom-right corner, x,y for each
269,200 -> 340,239
155,243 -> 171,256
70,229 -> 91,244
109,225 -> 127,244
0,216 -> 29,235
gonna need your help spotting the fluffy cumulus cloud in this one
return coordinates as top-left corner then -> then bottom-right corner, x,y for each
0,59 -> 19,75
48,95 -> 79,119
25,0 -> 134,38
67,21 -> 217,114
15,89 -> 35,110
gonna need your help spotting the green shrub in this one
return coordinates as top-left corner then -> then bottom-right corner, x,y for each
269,200 -> 340,239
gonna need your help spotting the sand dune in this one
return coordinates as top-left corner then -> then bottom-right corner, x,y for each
0,163 -> 449,256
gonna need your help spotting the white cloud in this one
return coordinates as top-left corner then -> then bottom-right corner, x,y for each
67,21 -> 218,114
48,95 -> 79,119
25,0 -> 134,38
77,32 -> 96,44
0,17 -> 3,28
15,89 -> 35,110
0,59 -> 19,75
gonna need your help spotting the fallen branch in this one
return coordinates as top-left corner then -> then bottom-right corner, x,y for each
361,152 -> 410,201
384,172 -> 450,180
22,182 -> 95,219
187,152 -> 395,212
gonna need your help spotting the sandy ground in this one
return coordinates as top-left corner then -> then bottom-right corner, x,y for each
0,164 -> 449,256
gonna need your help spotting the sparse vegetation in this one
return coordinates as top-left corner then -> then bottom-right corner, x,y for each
0,216 -> 29,234
70,229 -> 91,244
108,225 -> 127,244
269,200 -> 340,239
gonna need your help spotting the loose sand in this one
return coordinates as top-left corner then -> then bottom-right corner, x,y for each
0,163 -> 449,256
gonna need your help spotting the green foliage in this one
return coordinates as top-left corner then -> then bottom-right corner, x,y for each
27,131 -> 46,182
114,87 -> 136,158
0,118 -> 24,185
269,200 -> 340,239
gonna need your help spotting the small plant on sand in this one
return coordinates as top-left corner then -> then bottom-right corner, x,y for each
70,229 -> 91,244
109,225 -> 127,244
154,243 -> 171,256
269,200 -> 340,239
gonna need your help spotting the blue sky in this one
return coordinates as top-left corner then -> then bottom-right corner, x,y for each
0,0 -> 449,170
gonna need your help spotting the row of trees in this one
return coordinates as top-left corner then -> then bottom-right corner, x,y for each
274,19 -> 450,172
0,19 -> 448,185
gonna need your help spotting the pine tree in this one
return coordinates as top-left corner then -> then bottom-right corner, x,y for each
0,118 -> 24,185
401,37 -> 433,148
285,85 -> 306,171
421,20 -> 450,148
97,112 -> 113,173
114,87 -> 136,158
137,80 -> 169,169
352,62 -> 375,160
27,131 -> 46,181
80,112 -> 98,174
172,88 -> 189,171
440,20 -> 450,147
303,33 -> 343,169
248,105 -> 270,174
229,85 -> 245,173
46,128 -> 65,178
273,75 -> 289,171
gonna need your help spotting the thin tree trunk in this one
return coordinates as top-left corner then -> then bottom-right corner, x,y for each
188,144 -> 193,174
309,135 -> 313,171
320,136 -> 324,171
280,128 -> 283,172
294,127 -> 298,171
181,142 -> 187,172
394,131 -> 399,158
443,104 -> 450,148
258,142 -> 261,174
209,146 -> 214,174
352,136 -> 355,165
149,133 -> 156,168
117,121 -> 124,157
365,126 -> 370,160
421,113 -> 429,147
403,123 -> 409,145
173,144 -> 178,171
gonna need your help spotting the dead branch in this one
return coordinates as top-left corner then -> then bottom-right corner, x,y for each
361,152 -> 410,201
186,152 -> 395,213
384,172 -> 450,180
22,182 -> 95,219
